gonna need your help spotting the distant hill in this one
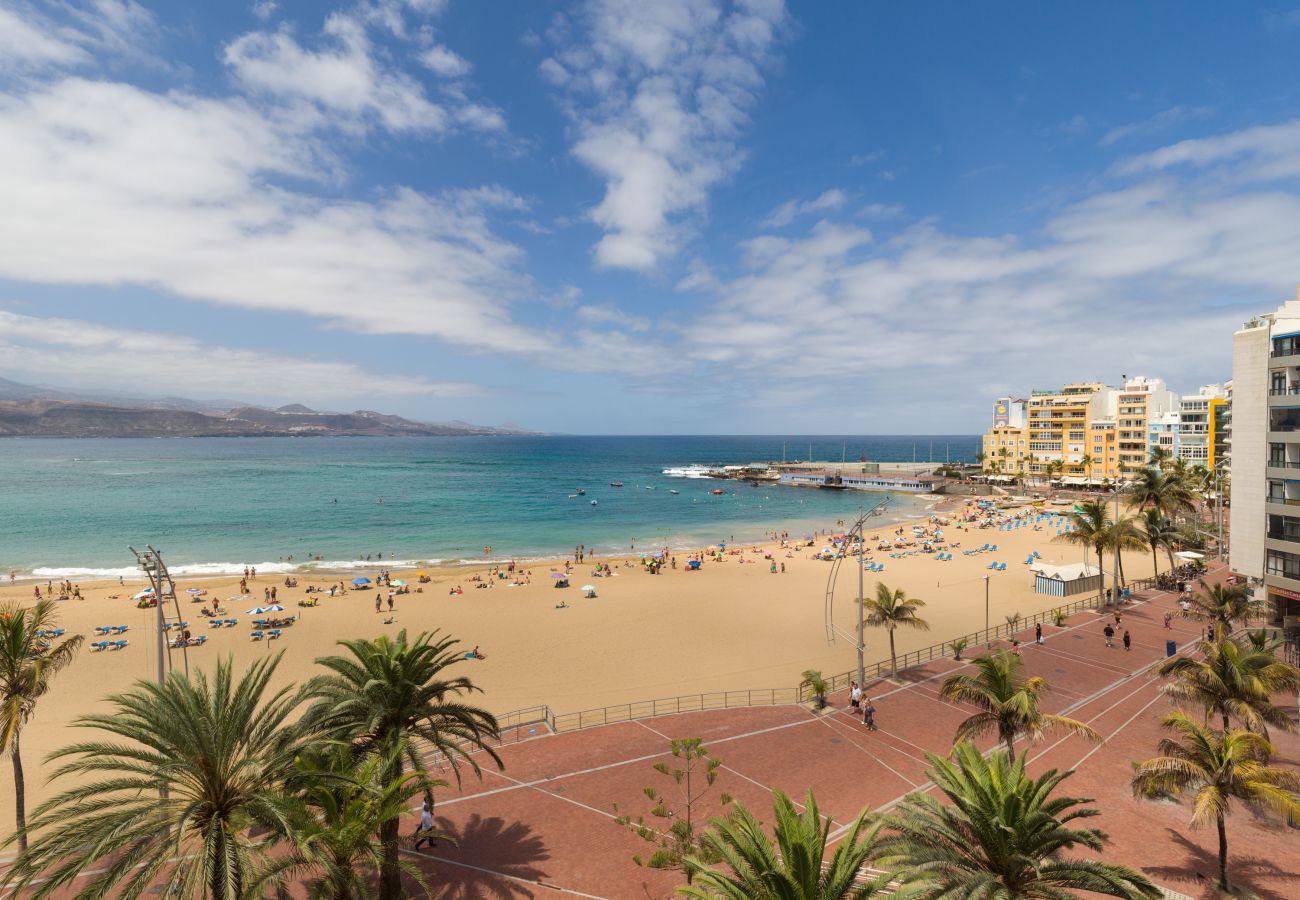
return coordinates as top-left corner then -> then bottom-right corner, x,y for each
0,379 -> 537,438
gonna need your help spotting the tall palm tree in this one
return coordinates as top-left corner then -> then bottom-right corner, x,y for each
1157,634 -> 1300,734
1189,580 -> 1259,637
1128,467 -> 1194,517
678,789 -> 890,899
308,630 -> 502,900
1148,445 -> 1173,472
1105,515 -> 1146,587
269,745 -> 440,900
939,651 -> 1100,755
1135,508 -> 1178,577
1054,498 -> 1111,606
875,742 -> 1160,899
860,582 -> 929,678
2,654 -> 310,899
1132,711 -> 1300,892
1080,453 -> 1095,485
0,599 -> 83,852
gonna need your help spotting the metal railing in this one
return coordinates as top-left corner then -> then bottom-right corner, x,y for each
485,574 -> 1196,739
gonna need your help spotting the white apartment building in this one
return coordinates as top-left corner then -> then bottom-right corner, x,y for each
1115,376 -> 1178,471
1178,383 -> 1229,468
1230,290 -> 1300,633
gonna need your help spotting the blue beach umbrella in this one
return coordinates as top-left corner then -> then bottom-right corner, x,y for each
352,577 -> 371,586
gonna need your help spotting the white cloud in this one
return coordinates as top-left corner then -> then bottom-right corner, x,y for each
544,0 -> 787,270
0,76 -> 547,356
1117,119 -> 1300,181
224,13 -> 452,134
849,149 -> 884,166
1099,105 -> 1213,147
0,310 -> 480,403
761,189 -> 846,228
0,6 -> 88,70
575,303 -> 651,331
251,1 -> 278,22
419,44 -> 470,77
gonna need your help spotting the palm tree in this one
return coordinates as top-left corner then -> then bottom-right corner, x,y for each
1128,467 -> 1194,517
1054,498 -> 1110,606
270,745 -> 440,900
975,451 -> 987,473
0,599 -> 83,852
1148,445 -> 1173,471
801,669 -> 829,709
1080,453 -> 1094,486
1105,515 -> 1146,587
678,789 -> 890,899
308,630 -> 502,900
1135,508 -> 1178,577
1132,711 -> 1300,892
1189,580 -> 1259,637
875,742 -> 1160,898
2,654 -> 310,899
939,651 -> 1100,755
1157,633 -> 1300,734
860,582 -> 929,678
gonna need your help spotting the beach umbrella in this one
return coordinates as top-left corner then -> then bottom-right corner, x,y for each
246,607 -> 265,615
352,577 -> 371,585
415,571 -> 427,577
652,552 -> 663,559
263,605 -> 285,613
580,585 -> 595,591
132,589 -> 154,600
185,588 -> 203,594
389,579 -> 407,587
550,573 -> 567,579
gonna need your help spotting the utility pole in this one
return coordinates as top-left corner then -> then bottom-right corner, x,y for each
857,516 -> 865,690
1112,484 -> 1122,608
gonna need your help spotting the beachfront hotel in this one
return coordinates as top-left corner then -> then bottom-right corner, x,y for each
982,377 -> 1226,487
1231,287 -> 1300,636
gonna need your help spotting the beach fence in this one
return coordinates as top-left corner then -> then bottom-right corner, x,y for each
488,575 -> 1184,739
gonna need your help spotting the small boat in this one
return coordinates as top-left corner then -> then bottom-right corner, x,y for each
575,488 -> 586,495
711,489 -> 725,495
609,482 -> 623,487
644,485 -> 656,490
568,494 -> 577,498
590,500 -> 598,506
669,489 -> 680,495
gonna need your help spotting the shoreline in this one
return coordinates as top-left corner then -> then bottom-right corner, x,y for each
6,494 -> 954,583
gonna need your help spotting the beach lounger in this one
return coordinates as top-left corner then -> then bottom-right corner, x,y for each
208,619 -> 223,627
90,640 -> 111,651
110,640 -> 128,651
996,563 -> 1007,571
250,631 -> 264,641
94,626 -> 111,635
268,630 -> 281,640
224,619 -> 238,626
111,625 -> 129,634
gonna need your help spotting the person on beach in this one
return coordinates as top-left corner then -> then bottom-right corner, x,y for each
1035,622 -> 1043,644
387,593 -> 394,611
849,681 -> 861,711
413,800 -> 436,850
375,595 -> 381,614
862,700 -> 877,731
1103,624 -> 1115,648
1122,630 -> 1132,651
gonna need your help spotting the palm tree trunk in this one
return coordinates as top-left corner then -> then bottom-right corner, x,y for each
1096,547 -> 1106,608
379,757 -> 404,900
12,730 -> 26,853
888,629 -> 897,678
1216,811 -> 1229,891
1151,545 -> 1160,578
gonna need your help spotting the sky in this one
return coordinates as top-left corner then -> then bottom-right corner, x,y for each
2,1 -> 1300,433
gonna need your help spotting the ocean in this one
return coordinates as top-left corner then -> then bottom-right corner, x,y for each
0,435 -> 978,578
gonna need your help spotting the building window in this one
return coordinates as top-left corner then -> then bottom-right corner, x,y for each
1266,548 -> 1300,580
1273,335 -> 1300,357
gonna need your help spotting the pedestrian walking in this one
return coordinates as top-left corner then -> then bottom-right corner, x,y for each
1163,611 -> 1172,629
375,594 -> 381,614
849,681 -> 861,711
1035,622 -> 1043,644
1103,624 -> 1115,648
1122,629 -> 1131,652
412,799 -> 437,850
862,700 -> 877,731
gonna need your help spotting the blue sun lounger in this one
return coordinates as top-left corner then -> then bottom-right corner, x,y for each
250,630 -> 265,641
110,640 -> 128,651
90,640 -> 112,651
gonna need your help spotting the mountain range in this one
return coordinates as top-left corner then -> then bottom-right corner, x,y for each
0,377 -> 534,438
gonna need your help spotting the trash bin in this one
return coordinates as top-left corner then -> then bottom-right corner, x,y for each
1165,639 -> 1176,657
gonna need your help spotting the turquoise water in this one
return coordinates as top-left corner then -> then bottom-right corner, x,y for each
0,435 -> 978,577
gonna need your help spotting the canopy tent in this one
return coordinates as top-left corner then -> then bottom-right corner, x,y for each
1174,550 -> 1205,561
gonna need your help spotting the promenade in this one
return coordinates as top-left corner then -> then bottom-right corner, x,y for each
403,573 -> 1300,899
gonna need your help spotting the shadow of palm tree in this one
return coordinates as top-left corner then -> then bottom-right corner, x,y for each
1140,826 -> 1297,900
401,813 -> 550,899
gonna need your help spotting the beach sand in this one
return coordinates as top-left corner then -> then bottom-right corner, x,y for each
0,501 -> 1159,834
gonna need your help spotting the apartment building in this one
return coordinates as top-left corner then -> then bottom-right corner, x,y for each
1087,419 -> 1119,482
1230,291 -> 1300,632
1025,383 -> 1116,480
1114,376 -> 1178,472
981,397 -> 1028,477
1177,384 -> 1229,469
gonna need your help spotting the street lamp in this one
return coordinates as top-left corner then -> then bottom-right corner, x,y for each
984,575 -> 990,647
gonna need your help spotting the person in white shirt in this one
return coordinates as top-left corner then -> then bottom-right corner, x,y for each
849,682 -> 862,711
413,799 -> 436,850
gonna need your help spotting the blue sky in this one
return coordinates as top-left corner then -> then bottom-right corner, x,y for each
2,1 -> 1300,433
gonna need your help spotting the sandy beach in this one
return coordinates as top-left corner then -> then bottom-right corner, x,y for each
0,500 -> 1159,834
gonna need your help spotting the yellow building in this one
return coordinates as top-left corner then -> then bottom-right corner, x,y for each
1025,383 -> 1115,481
1088,420 -> 1120,482
982,426 -> 1027,478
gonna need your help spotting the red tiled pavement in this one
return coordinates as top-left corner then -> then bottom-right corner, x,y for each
400,566 -> 1300,899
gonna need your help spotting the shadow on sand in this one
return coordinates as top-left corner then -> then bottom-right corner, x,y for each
401,813 -> 550,899
1140,827 -> 1298,900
